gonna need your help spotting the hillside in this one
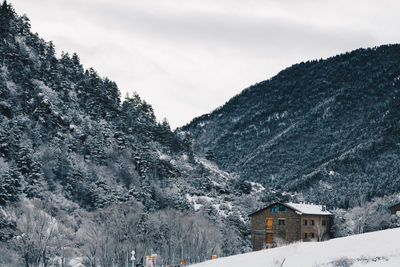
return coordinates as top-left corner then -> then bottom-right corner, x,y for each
190,227 -> 400,267
180,44 -> 400,208
2,1 -> 400,265
0,2 -> 265,265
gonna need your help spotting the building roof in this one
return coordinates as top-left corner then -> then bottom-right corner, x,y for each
284,202 -> 332,216
249,202 -> 332,216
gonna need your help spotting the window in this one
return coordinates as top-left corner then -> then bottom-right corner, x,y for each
279,205 -> 286,212
278,219 -> 285,225
322,220 -> 327,226
304,220 -> 307,225
271,207 -> 277,213
304,233 -> 307,239
311,233 -> 315,238
311,220 -> 315,226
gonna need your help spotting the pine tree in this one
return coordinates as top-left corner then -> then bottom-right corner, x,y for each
0,165 -> 21,204
205,150 -> 215,161
24,155 -> 44,198
16,138 -> 33,176
0,118 -> 10,157
0,1 -> 15,37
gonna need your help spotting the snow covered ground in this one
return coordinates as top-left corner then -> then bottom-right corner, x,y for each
190,228 -> 400,267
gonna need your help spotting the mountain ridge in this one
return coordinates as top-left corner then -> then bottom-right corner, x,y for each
180,43 -> 400,208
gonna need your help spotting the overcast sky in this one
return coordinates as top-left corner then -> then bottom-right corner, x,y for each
10,0 -> 400,128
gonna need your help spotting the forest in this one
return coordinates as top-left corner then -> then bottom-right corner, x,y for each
0,2 -> 254,265
1,1 -> 400,266
181,42 -> 400,209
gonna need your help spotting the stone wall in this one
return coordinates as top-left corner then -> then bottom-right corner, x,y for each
300,215 -> 331,241
250,204 -> 332,250
250,204 -> 301,250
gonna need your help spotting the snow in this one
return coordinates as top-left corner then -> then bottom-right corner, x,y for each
15,36 -> 37,61
186,194 -> 216,211
32,79 -> 60,107
302,141 -> 372,179
69,257 -> 84,267
285,202 -> 332,216
0,207 -> 7,217
6,80 -> 17,94
190,228 -> 400,267
212,203 -> 233,217
158,151 -> 171,161
242,123 -> 297,167
198,157 -> 232,180
312,97 -> 335,113
193,203 -> 202,211
319,181 -> 333,190
249,181 -> 265,193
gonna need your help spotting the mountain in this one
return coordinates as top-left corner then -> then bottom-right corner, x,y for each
180,44 -> 400,208
0,2 -> 264,265
191,227 -> 400,267
2,1 -> 400,265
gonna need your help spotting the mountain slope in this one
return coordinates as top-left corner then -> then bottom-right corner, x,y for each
0,2 -> 265,265
180,44 -> 400,208
191,227 -> 400,267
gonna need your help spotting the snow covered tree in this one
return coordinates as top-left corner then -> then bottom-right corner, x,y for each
15,137 -> 33,176
0,162 -> 21,204
24,154 -> 45,199
0,118 -> 10,158
205,150 -> 215,161
0,1 -> 15,37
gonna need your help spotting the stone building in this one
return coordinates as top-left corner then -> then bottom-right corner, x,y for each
249,202 -> 332,251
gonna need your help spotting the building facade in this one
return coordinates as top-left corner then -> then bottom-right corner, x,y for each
250,202 -> 332,251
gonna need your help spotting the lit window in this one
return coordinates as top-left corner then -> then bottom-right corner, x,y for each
304,220 -> 307,225
279,205 -> 286,212
278,219 -> 285,225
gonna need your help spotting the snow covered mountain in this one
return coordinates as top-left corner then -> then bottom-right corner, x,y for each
190,227 -> 400,267
2,1 -> 400,266
0,2 -> 262,265
180,44 -> 400,209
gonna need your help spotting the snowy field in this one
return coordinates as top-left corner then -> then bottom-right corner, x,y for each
190,228 -> 400,267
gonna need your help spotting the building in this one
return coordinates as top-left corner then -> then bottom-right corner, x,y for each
389,203 -> 400,215
249,202 -> 332,251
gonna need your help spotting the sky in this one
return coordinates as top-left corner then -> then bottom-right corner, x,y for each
9,0 -> 400,128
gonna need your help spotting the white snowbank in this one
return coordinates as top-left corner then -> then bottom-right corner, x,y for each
190,228 -> 400,267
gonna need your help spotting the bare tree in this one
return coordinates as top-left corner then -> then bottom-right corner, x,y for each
79,202 -> 143,267
15,200 -> 59,267
315,216 -> 328,241
79,219 -> 101,267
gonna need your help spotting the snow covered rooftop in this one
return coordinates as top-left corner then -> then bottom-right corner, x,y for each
284,202 -> 332,216
249,202 -> 332,216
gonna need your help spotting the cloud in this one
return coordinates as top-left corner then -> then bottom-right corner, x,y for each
10,0 -> 400,128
